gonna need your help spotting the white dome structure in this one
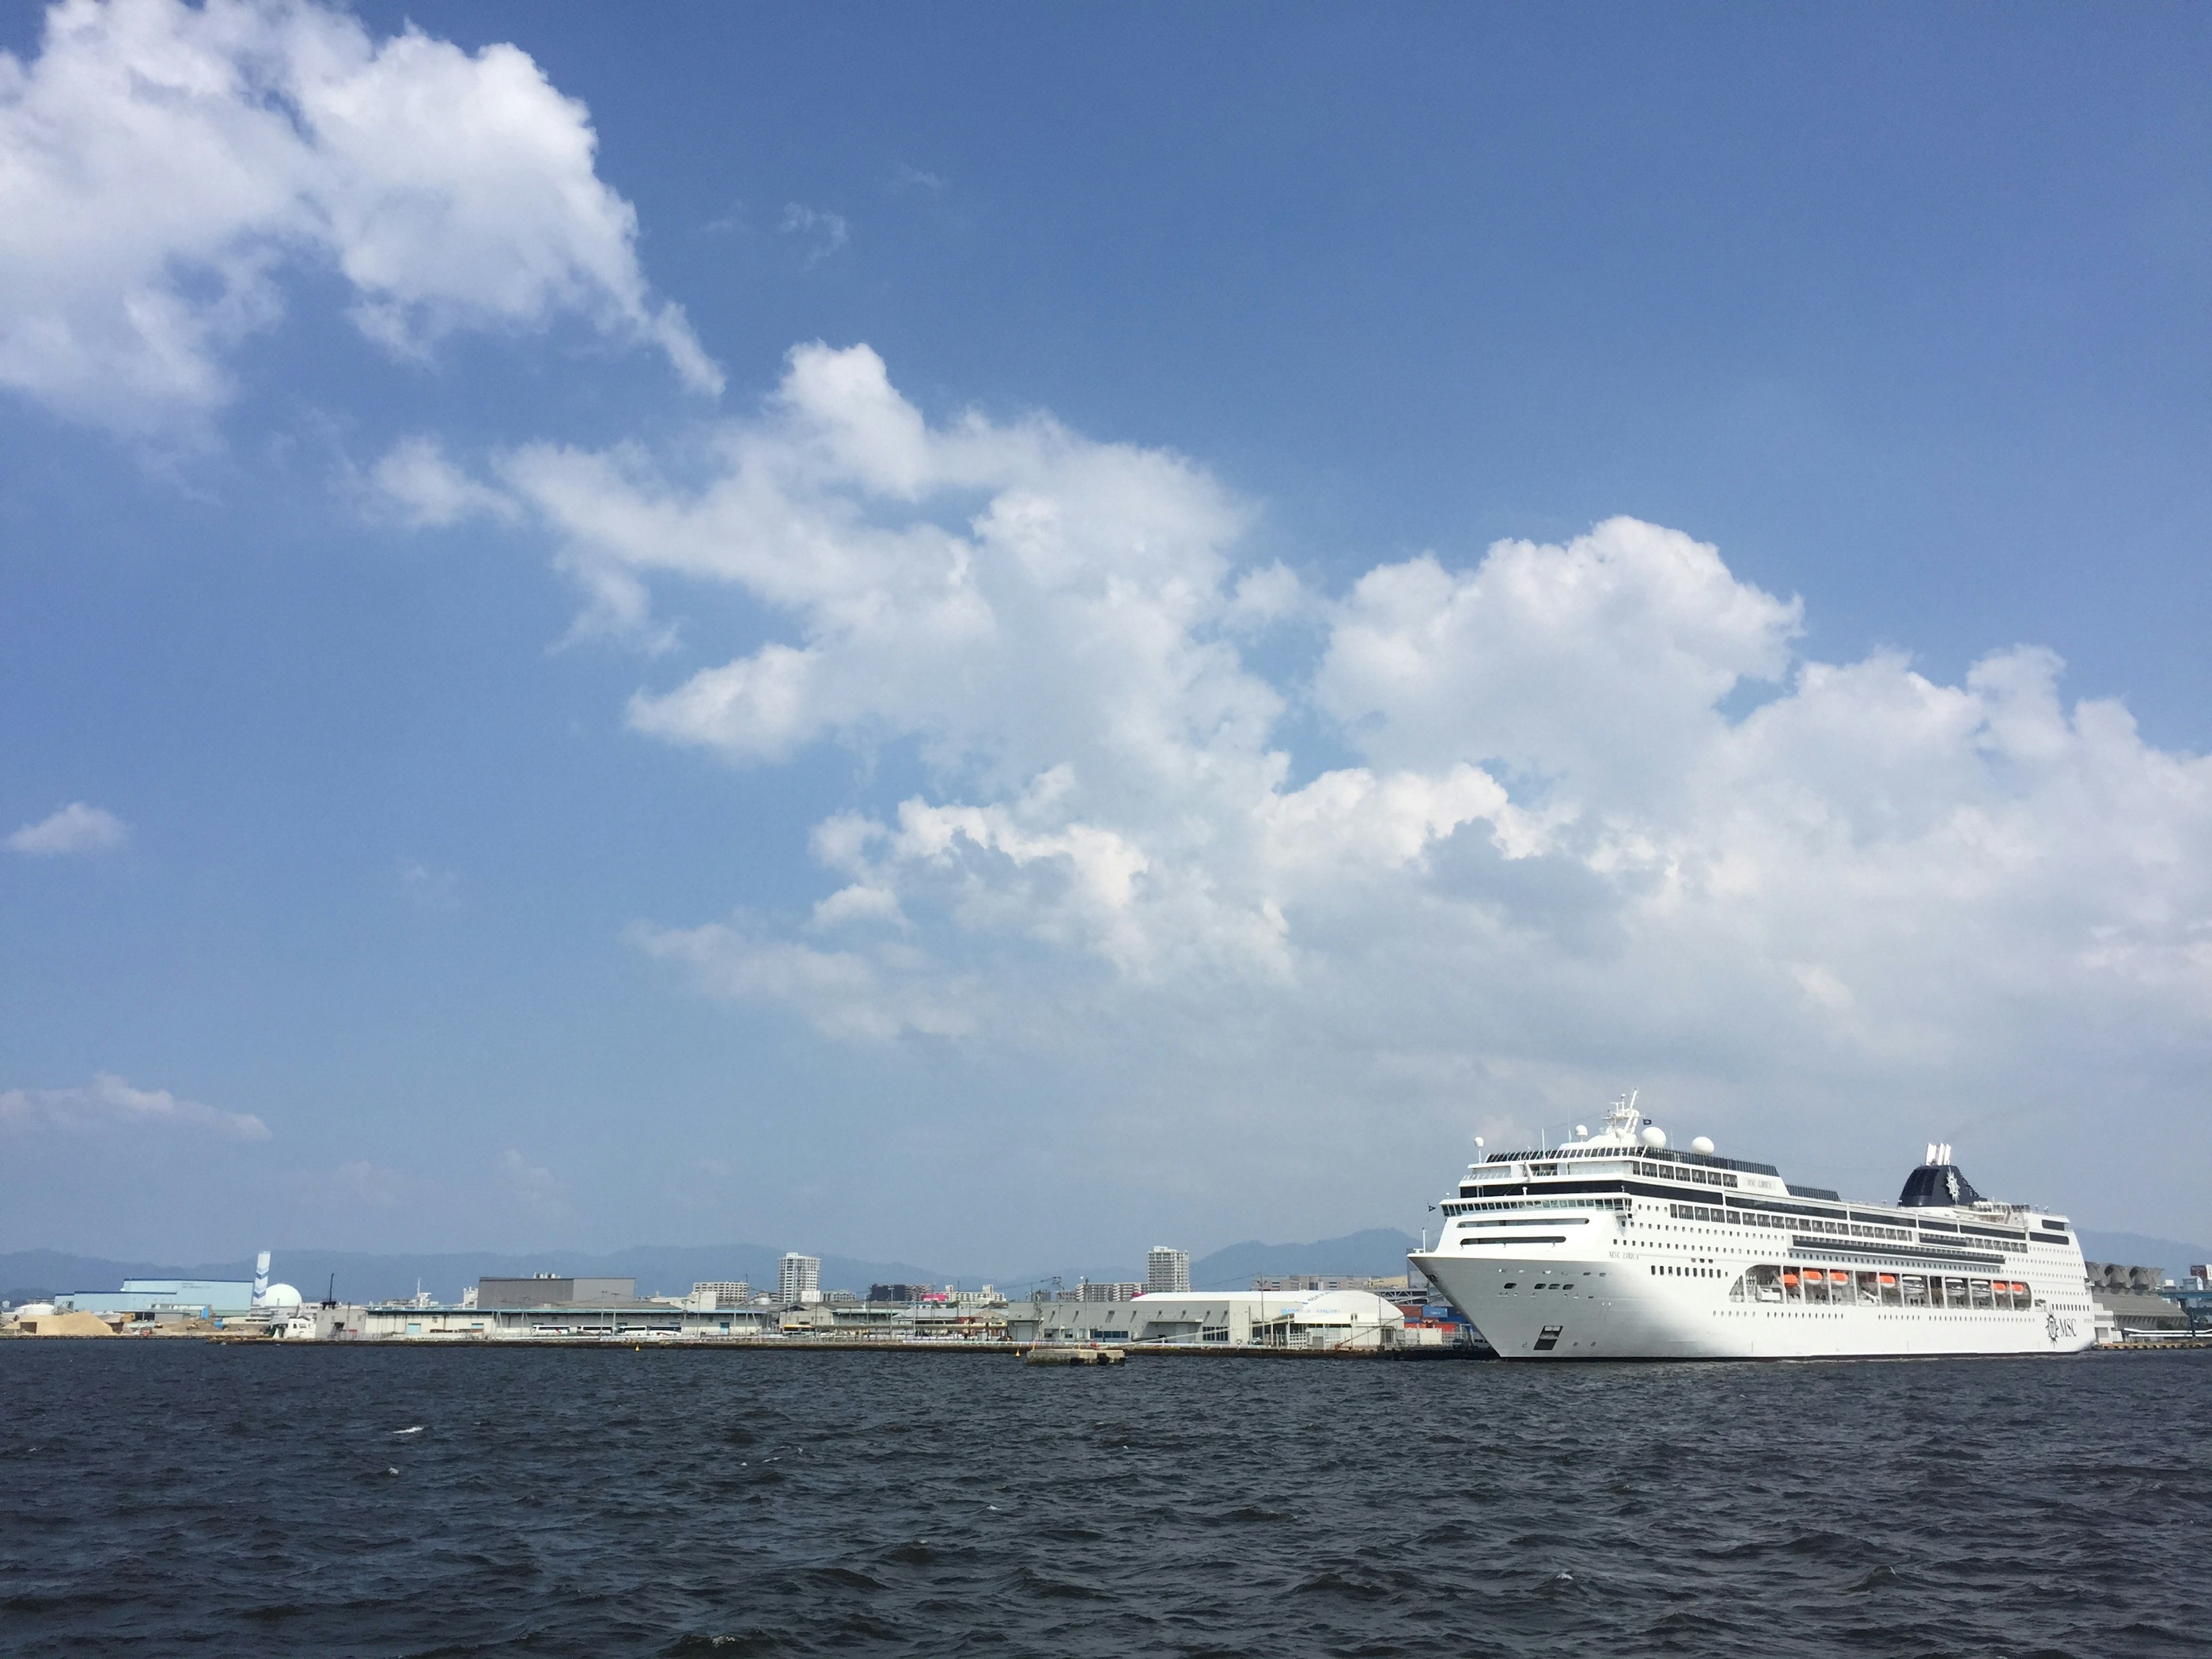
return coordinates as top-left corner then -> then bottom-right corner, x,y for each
1690,1135 -> 1716,1155
1639,1125 -> 1668,1148
260,1282 -> 304,1309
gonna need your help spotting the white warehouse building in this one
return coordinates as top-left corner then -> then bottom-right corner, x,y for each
1007,1289 -> 1405,1350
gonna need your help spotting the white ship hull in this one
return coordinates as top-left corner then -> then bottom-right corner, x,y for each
1415,1248 -> 2093,1361
1412,1102 -> 2097,1362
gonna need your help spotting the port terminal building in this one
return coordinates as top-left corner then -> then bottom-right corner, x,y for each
350,1276 -> 1018,1340
360,1301 -> 774,1341
475,1275 -> 641,1307
2086,1262 -> 2196,1338
349,1287 -> 1408,1346
59,1278 -> 259,1318
1006,1288 -> 1407,1350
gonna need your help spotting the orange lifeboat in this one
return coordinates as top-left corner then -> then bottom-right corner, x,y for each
1828,1270 -> 1851,1285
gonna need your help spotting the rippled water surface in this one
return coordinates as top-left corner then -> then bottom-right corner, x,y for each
3,1344 -> 2208,1657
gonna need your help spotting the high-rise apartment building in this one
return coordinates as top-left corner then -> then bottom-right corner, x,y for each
1146,1247 -> 1191,1294
1080,1279 -> 1143,1302
778,1253 -> 821,1306
692,1281 -> 753,1309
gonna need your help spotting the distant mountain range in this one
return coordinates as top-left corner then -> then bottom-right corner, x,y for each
0,1244 -> 947,1308
2074,1231 -> 2212,1272
0,1227 -> 1427,1308
1187,1229 -> 1421,1289
20,1222 -> 2177,1309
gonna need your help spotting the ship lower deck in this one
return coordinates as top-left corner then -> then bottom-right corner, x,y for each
1415,1250 -> 2094,1361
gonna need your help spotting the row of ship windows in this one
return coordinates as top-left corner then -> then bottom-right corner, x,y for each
1667,1202 -> 1914,1243
1633,1161 -> 1737,1188
1448,1194 -> 2030,1260
1732,1267 -> 2035,1310
1453,1190 -> 1918,1248
1499,1161 -> 1745,1189
1445,1197 -> 1629,1217
1464,1179 -> 2051,1247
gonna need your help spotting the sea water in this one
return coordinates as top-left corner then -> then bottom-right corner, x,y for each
2,1343 -> 2206,1656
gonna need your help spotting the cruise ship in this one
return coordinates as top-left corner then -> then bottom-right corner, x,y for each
1410,1095 -> 2096,1360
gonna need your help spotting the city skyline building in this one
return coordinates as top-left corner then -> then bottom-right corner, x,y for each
1147,1247 -> 1191,1294
778,1254 -> 821,1306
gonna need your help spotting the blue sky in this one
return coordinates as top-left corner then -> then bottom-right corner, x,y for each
2,2 -> 2206,1272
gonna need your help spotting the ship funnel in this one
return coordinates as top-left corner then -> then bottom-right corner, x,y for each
253,1251 -> 271,1305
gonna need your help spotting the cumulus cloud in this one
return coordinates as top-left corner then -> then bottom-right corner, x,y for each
0,1073 -> 270,1139
778,202 -> 850,266
889,163 -> 947,194
497,1147 -> 563,1207
369,437 -> 518,529
7,801 -> 128,855
0,0 -> 718,435
328,1158 -> 406,1205
395,858 -> 461,909
403,344 -> 2212,1228
1315,520 -> 1802,804
632,916 -> 979,1042
284,1158 -> 408,1209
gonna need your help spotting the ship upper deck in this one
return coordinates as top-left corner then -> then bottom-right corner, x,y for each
1480,1142 -> 1781,1179
1440,1098 -> 2072,1244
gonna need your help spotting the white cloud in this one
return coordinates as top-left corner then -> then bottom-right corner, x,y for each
0,0 -> 718,435
329,1159 -> 404,1205
778,202 -> 849,266
396,858 -> 461,909
369,437 -> 518,529
1225,560 -> 1313,632
288,1158 -> 407,1209
889,163 -> 948,194
1315,520 -> 1802,805
404,344 -> 2212,1234
810,883 -> 906,930
8,801 -> 128,855
630,916 -> 978,1041
497,1147 -> 563,1207
0,1073 -> 270,1139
